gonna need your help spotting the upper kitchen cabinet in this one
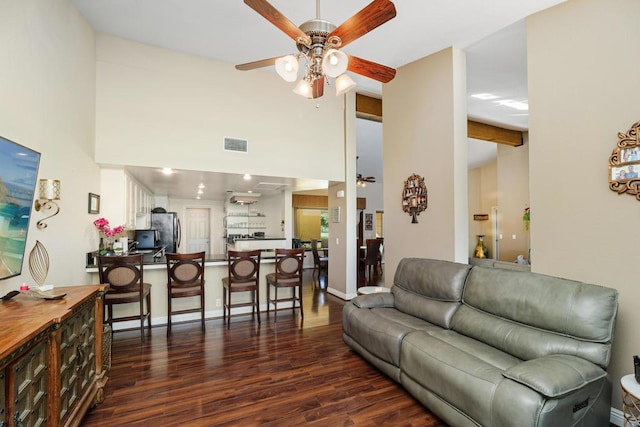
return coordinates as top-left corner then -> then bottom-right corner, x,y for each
125,174 -> 153,229
99,168 -> 153,229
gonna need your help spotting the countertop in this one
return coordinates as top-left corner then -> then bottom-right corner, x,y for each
231,237 -> 286,241
86,251 -> 278,271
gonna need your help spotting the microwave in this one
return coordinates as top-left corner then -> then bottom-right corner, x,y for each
135,229 -> 159,249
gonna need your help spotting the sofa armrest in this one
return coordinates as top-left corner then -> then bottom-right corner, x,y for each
352,293 -> 395,309
503,354 -> 606,398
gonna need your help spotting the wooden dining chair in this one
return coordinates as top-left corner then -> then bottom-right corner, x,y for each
310,239 -> 328,287
266,248 -> 305,321
222,249 -> 262,326
166,251 -> 206,337
376,237 -> 384,276
98,254 -> 152,342
364,239 -> 382,284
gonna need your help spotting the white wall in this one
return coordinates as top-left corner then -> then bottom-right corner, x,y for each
0,0 -> 97,289
528,0 -> 640,411
383,47 -> 468,284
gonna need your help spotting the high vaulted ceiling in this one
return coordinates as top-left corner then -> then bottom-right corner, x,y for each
72,0 -> 565,200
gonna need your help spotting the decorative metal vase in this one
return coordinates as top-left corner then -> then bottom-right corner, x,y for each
474,235 -> 489,259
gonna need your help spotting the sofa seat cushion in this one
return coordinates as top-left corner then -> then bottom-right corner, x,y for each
427,329 -> 522,372
401,330 -> 513,426
343,304 -> 443,367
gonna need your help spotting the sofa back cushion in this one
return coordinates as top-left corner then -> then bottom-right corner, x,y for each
452,266 -> 618,368
393,258 -> 472,329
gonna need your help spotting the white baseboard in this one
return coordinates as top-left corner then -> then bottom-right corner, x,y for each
611,407 -> 625,426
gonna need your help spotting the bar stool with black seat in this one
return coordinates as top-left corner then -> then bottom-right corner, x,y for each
97,254 -> 152,342
222,249 -> 262,326
166,251 -> 206,337
266,248 -> 305,321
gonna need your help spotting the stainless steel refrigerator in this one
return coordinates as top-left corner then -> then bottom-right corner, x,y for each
151,212 -> 181,253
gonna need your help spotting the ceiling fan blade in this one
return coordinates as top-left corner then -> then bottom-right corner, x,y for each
244,0 -> 311,46
235,56 -> 279,71
312,77 -> 325,99
347,54 -> 396,83
327,0 -> 396,49
364,177 -> 376,183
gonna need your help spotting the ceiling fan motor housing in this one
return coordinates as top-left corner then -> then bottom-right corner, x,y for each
297,19 -> 339,81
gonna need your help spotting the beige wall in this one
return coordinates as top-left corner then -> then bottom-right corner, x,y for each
383,47 -> 468,284
0,0 -> 98,289
496,140 -> 530,262
95,34 -> 345,182
468,161 -> 498,258
528,0 -> 640,411
326,91 -> 358,300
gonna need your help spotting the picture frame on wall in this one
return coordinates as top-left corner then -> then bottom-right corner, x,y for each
88,193 -> 100,214
365,213 -> 373,231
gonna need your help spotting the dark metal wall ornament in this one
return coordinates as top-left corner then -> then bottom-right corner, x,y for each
609,120 -> 640,200
402,173 -> 427,223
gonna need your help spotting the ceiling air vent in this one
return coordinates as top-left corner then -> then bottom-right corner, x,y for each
223,137 -> 248,153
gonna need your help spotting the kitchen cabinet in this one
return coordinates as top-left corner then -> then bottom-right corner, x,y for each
124,175 -> 152,229
0,285 -> 107,427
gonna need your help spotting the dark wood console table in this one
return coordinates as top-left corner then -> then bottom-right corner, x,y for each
0,285 -> 107,426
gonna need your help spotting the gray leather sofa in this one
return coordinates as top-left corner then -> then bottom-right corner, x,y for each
343,258 -> 619,427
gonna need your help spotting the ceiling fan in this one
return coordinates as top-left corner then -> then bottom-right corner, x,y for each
236,0 -> 397,99
356,156 -> 376,187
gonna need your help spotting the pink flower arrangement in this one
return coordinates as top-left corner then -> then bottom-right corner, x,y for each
93,218 -> 125,238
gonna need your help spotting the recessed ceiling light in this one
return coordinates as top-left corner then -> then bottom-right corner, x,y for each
495,99 -> 528,111
197,189 -> 203,195
247,190 -> 253,194
243,174 -> 252,180
162,168 -> 174,175
198,183 -> 205,189
196,196 -> 201,200
471,93 -> 499,100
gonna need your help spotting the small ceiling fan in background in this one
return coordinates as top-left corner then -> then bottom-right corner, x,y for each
236,0 -> 397,99
356,156 -> 376,187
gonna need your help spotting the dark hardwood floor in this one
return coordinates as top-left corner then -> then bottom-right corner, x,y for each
82,270 -> 446,427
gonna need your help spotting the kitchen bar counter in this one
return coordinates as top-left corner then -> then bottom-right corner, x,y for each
85,251 -> 278,271
85,250 -> 292,331
228,237 -> 287,252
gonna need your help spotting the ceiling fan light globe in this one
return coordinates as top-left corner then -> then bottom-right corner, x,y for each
335,73 -> 357,96
322,49 -> 348,78
275,55 -> 299,82
293,79 -> 313,98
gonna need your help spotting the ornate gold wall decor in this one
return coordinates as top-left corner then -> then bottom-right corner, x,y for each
402,173 -> 427,223
609,120 -> 640,200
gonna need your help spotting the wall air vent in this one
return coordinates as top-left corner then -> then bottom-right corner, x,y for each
223,137 -> 248,153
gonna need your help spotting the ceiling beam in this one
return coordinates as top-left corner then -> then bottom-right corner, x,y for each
356,94 -> 382,122
355,94 -> 524,147
467,120 -> 523,147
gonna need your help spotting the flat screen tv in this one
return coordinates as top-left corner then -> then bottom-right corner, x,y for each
0,136 -> 41,281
